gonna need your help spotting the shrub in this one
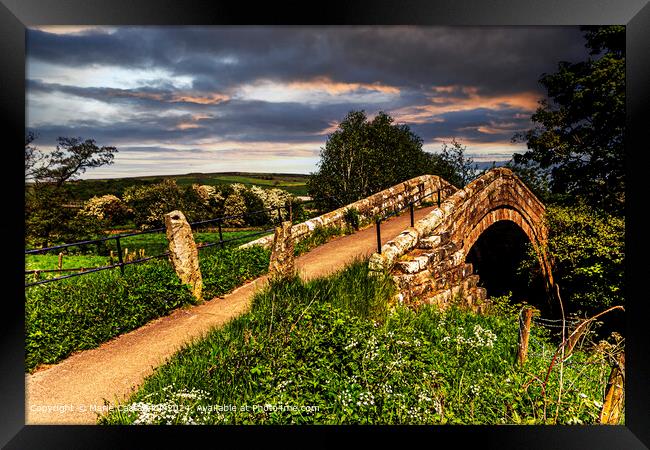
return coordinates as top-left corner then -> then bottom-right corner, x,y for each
250,186 -> 293,223
181,184 -> 224,222
200,245 -> 271,299
343,207 -> 361,231
123,180 -> 185,229
222,186 -> 247,227
79,194 -> 131,226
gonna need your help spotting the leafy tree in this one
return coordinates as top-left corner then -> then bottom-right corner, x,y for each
519,204 -> 624,315
79,195 -> 132,226
26,185 -> 95,248
25,130 -> 42,181
429,138 -> 478,188
25,134 -> 118,246
512,26 -> 624,213
308,110 -> 435,209
123,179 -> 185,229
29,136 -> 117,187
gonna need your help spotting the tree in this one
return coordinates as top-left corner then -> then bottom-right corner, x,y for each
512,26 -> 625,213
429,138 -> 478,188
519,204 -> 624,316
32,137 -> 117,187
25,133 -> 118,246
25,130 -> 42,181
307,110 -> 433,209
123,180 -> 185,229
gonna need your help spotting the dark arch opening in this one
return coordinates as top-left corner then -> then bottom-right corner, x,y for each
465,220 -> 548,311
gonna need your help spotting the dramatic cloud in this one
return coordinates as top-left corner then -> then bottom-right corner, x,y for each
26,26 -> 588,178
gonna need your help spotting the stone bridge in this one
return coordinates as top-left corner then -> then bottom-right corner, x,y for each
368,167 -> 552,312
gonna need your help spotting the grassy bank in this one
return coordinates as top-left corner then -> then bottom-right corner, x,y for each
25,245 -> 271,373
99,260 -> 615,425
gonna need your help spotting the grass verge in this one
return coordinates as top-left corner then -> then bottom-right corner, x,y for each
98,260 -> 614,425
25,245 -> 271,373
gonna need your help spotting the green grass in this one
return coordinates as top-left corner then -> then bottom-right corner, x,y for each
25,245 -> 272,373
105,230 -> 270,257
25,230 -> 272,274
25,260 -> 196,373
25,254 -> 109,272
200,245 -> 271,299
98,260 -> 614,425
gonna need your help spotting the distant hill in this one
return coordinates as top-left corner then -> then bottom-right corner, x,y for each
62,172 -> 310,200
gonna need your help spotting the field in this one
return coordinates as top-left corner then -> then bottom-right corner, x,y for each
62,172 -> 309,200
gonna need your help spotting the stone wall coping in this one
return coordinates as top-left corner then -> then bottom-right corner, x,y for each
240,174 -> 457,250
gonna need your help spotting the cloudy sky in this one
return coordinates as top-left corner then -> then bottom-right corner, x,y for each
26,26 -> 588,179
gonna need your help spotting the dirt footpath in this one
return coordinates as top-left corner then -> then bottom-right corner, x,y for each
25,206 -> 434,424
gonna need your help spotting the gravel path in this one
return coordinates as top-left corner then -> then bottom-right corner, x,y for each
25,206 -> 434,424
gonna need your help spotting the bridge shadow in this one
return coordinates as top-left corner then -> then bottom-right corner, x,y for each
465,220 -> 550,315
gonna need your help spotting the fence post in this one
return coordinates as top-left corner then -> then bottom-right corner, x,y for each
517,306 -> 534,366
376,219 -> 382,254
115,237 -> 125,274
599,352 -> 625,424
286,200 -> 293,222
409,202 -> 415,227
58,252 -> 63,270
217,219 -> 224,248
164,210 -> 203,302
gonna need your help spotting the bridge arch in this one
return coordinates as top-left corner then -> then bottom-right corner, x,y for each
368,167 -> 553,312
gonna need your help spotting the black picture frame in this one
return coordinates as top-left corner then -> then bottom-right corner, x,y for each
1,0 -> 649,447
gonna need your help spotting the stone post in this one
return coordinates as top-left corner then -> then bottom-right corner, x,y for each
164,210 -> 203,301
268,221 -> 295,280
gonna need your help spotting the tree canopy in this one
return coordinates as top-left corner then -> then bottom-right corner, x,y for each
512,26 -> 625,213
26,136 -> 117,187
308,110 -> 475,209
25,134 -> 118,246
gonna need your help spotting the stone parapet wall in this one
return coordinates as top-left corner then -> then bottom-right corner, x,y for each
240,174 -> 457,250
368,168 -> 548,313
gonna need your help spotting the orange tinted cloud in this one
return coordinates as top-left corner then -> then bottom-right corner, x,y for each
393,86 -> 541,123
288,76 -> 400,95
316,120 -> 341,135
171,93 -> 230,105
30,26 -> 114,35
175,113 -> 213,130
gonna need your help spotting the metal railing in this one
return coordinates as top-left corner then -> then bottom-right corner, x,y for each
374,188 -> 443,254
24,199 -> 314,288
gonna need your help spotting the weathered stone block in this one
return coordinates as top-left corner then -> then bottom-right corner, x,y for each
418,235 -> 441,249
396,259 -> 421,274
268,221 -> 295,280
165,210 -> 203,301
